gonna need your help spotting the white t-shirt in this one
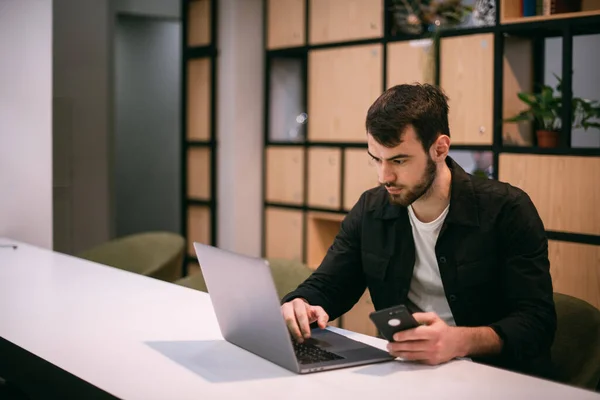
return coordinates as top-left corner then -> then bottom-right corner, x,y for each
406,203 -> 456,326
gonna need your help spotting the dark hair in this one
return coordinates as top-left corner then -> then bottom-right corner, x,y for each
365,83 -> 450,151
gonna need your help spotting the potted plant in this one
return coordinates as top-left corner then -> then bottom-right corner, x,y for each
505,75 -> 600,148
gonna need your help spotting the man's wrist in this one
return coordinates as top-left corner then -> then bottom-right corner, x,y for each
454,326 -> 503,358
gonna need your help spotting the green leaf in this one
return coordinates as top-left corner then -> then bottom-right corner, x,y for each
517,92 -> 537,106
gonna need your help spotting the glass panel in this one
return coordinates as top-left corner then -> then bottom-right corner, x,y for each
269,57 -> 306,142
571,34 -> 600,148
449,150 -> 494,179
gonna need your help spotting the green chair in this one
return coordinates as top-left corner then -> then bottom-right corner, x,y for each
551,292 -> 600,391
175,257 -> 312,300
77,231 -> 185,283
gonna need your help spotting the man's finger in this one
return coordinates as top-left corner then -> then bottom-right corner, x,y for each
412,312 -> 439,326
311,306 -> 329,329
293,300 -> 311,339
393,325 -> 431,342
282,305 -> 303,342
387,340 -> 429,353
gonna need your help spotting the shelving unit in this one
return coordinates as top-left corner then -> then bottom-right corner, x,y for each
262,0 -> 600,336
182,0 -> 218,276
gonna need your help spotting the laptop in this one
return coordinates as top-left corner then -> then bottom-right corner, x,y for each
193,242 -> 395,374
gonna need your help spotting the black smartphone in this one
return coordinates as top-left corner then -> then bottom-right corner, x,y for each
369,304 -> 420,342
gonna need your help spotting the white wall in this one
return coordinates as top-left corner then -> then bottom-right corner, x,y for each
217,0 -> 264,257
0,0 -> 53,249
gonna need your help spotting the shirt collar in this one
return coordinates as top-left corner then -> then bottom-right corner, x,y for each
369,156 -> 480,227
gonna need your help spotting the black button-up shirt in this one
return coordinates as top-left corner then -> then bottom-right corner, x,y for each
282,156 -> 557,379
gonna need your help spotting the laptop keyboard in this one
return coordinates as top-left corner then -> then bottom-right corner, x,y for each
292,339 -> 345,365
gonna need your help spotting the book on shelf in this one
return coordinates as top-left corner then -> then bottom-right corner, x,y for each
519,0 -> 583,17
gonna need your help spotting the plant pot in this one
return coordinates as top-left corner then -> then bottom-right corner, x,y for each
536,130 -> 560,148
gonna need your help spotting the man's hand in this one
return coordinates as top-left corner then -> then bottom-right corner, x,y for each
386,312 -> 503,365
281,298 -> 329,343
386,312 -> 465,365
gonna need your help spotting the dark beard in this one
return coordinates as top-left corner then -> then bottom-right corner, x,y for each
386,156 -> 437,207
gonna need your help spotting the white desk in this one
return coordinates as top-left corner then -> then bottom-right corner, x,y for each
1,238 -> 599,400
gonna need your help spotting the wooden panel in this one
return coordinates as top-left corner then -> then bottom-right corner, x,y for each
309,44 -> 382,142
499,154 -> 600,236
344,149 -> 379,210
308,147 -> 341,209
549,240 -> 600,310
500,0 -> 522,22
187,58 -> 211,141
187,206 -> 211,256
266,147 -> 304,205
503,37 -> 533,146
267,0 -> 305,49
387,40 -> 435,88
306,212 -> 344,269
188,0 -> 211,47
309,0 -> 382,44
187,147 -> 211,200
265,208 -> 304,262
440,34 -> 494,145
342,290 -> 378,337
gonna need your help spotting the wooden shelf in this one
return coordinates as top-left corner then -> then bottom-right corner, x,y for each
440,33 -> 494,145
309,0 -> 382,45
267,0 -> 305,49
308,44 -> 382,142
549,240 -> 600,310
307,147 -> 341,209
265,207 -> 304,262
187,0 -> 211,47
499,154 -> 600,236
265,147 -> 304,205
387,40 -> 435,88
343,149 -> 379,211
187,205 -> 211,257
187,147 -> 211,200
502,37 -> 534,146
187,58 -> 211,141
502,9 -> 600,25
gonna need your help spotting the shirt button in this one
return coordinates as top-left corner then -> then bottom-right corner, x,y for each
449,294 -> 458,302
439,256 -> 447,263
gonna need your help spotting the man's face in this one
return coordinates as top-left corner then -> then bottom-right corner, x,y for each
367,127 -> 437,207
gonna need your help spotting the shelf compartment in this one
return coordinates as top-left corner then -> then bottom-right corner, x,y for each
308,44 -> 382,142
265,207 -> 304,262
308,147 -> 341,209
268,56 -> 306,142
187,0 -> 211,47
387,39 -> 435,88
499,153 -> 600,236
343,148 -> 379,210
187,147 -> 211,200
440,33 -> 494,145
265,146 -> 305,205
267,0 -> 305,50
309,0 -> 382,45
187,58 -> 211,141
187,205 -> 211,256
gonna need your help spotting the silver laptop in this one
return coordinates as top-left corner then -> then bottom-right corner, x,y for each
193,242 -> 395,374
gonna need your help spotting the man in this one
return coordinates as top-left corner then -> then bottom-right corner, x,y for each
280,83 -> 556,379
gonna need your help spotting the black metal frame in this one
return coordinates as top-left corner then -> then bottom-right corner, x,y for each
181,0 -> 219,275
261,0 -> 600,263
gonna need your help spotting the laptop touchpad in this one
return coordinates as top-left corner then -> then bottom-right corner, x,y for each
310,330 -> 367,352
